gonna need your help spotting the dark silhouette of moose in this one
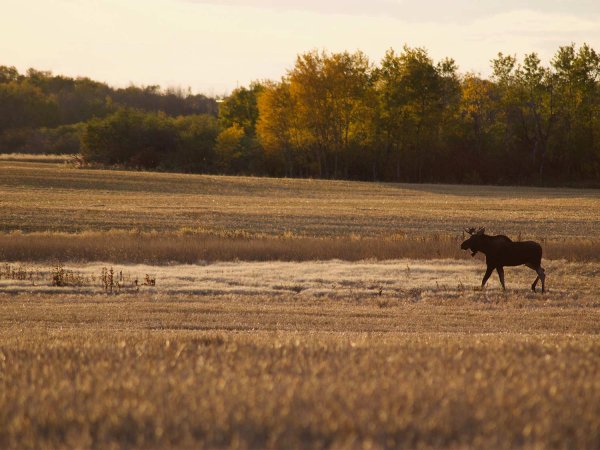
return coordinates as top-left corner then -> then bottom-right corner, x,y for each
460,227 -> 546,293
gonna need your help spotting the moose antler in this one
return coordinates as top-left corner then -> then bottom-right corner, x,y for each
464,227 -> 485,236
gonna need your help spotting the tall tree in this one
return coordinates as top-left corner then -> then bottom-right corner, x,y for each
288,50 -> 373,178
375,47 -> 458,181
552,44 -> 600,179
457,74 -> 500,181
219,82 -> 265,136
256,80 -> 304,176
518,52 -> 559,179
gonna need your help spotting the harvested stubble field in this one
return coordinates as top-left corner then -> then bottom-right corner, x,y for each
2,274 -> 600,449
1,159 -> 600,263
1,160 -> 600,240
1,160 -> 600,449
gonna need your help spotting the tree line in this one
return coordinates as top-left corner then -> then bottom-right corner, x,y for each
0,66 -> 217,154
255,43 -> 600,185
2,43 -> 600,185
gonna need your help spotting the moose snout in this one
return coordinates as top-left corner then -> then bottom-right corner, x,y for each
460,240 -> 469,250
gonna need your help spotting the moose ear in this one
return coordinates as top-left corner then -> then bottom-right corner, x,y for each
476,227 -> 485,235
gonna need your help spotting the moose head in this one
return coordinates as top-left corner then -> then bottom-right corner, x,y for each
461,227 -> 485,256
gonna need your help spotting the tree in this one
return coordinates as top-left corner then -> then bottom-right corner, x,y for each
374,47 -> 459,181
0,66 -> 20,84
5,45 -> 600,185
256,80 -> 303,176
516,53 -> 558,180
219,82 -> 264,136
287,50 -> 373,178
0,81 -> 57,132
457,74 -> 502,182
493,51 -> 565,182
552,43 -> 600,179
214,124 -> 246,173
172,114 -> 218,172
82,108 -> 178,168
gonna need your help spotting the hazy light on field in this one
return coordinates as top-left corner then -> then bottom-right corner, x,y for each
1,0 -> 599,93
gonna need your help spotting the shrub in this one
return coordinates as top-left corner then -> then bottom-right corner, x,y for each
82,108 -> 178,168
81,109 -> 221,170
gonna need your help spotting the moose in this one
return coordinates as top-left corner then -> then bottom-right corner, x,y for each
460,227 -> 546,293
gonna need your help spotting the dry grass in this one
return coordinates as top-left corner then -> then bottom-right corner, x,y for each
2,161 -> 600,448
1,230 -> 599,264
0,153 -> 75,163
1,160 -> 599,239
1,258 -> 599,299
1,260 -> 599,448
0,231 -> 474,263
1,159 -> 600,263
1,286 -> 600,449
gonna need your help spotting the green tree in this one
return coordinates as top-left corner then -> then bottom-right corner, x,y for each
219,82 -> 264,136
0,81 -> 57,132
493,51 -> 563,182
0,66 -> 20,84
172,114 -> 218,172
374,47 -> 458,181
82,108 -> 177,168
552,43 -> 600,179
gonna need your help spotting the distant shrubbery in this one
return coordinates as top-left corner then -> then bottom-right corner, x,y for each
0,66 -> 217,154
2,124 -> 84,154
82,109 -> 218,171
81,81 -> 265,173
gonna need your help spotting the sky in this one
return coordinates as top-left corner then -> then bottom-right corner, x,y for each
1,0 -> 600,95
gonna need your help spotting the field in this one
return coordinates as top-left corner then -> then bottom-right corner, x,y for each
2,160 -> 600,239
1,159 -> 600,449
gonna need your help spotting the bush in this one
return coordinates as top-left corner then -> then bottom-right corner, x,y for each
82,108 -> 178,168
81,109 -> 221,170
169,114 -> 219,172
0,124 -> 83,154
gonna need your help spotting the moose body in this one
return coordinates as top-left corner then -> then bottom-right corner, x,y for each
461,228 -> 546,292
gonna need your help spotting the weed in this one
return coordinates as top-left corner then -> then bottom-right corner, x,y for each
51,262 -> 84,287
100,267 -> 115,292
0,263 -> 33,281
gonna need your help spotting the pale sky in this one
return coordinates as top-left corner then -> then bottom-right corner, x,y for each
2,0 -> 600,95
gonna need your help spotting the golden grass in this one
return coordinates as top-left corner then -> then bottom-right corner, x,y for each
1,230 -> 599,263
2,288 -> 600,449
2,159 -> 600,263
2,161 -> 600,448
0,153 -> 75,163
1,160 -> 599,240
1,259 -> 599,448
0,231 -> 468,263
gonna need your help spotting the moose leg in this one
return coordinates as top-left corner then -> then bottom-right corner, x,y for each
531,276 -> 540,292
525,264 -> 546,293
481,265 -> 494,289
496,266 -> 506,290
538,267 -> 546,293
